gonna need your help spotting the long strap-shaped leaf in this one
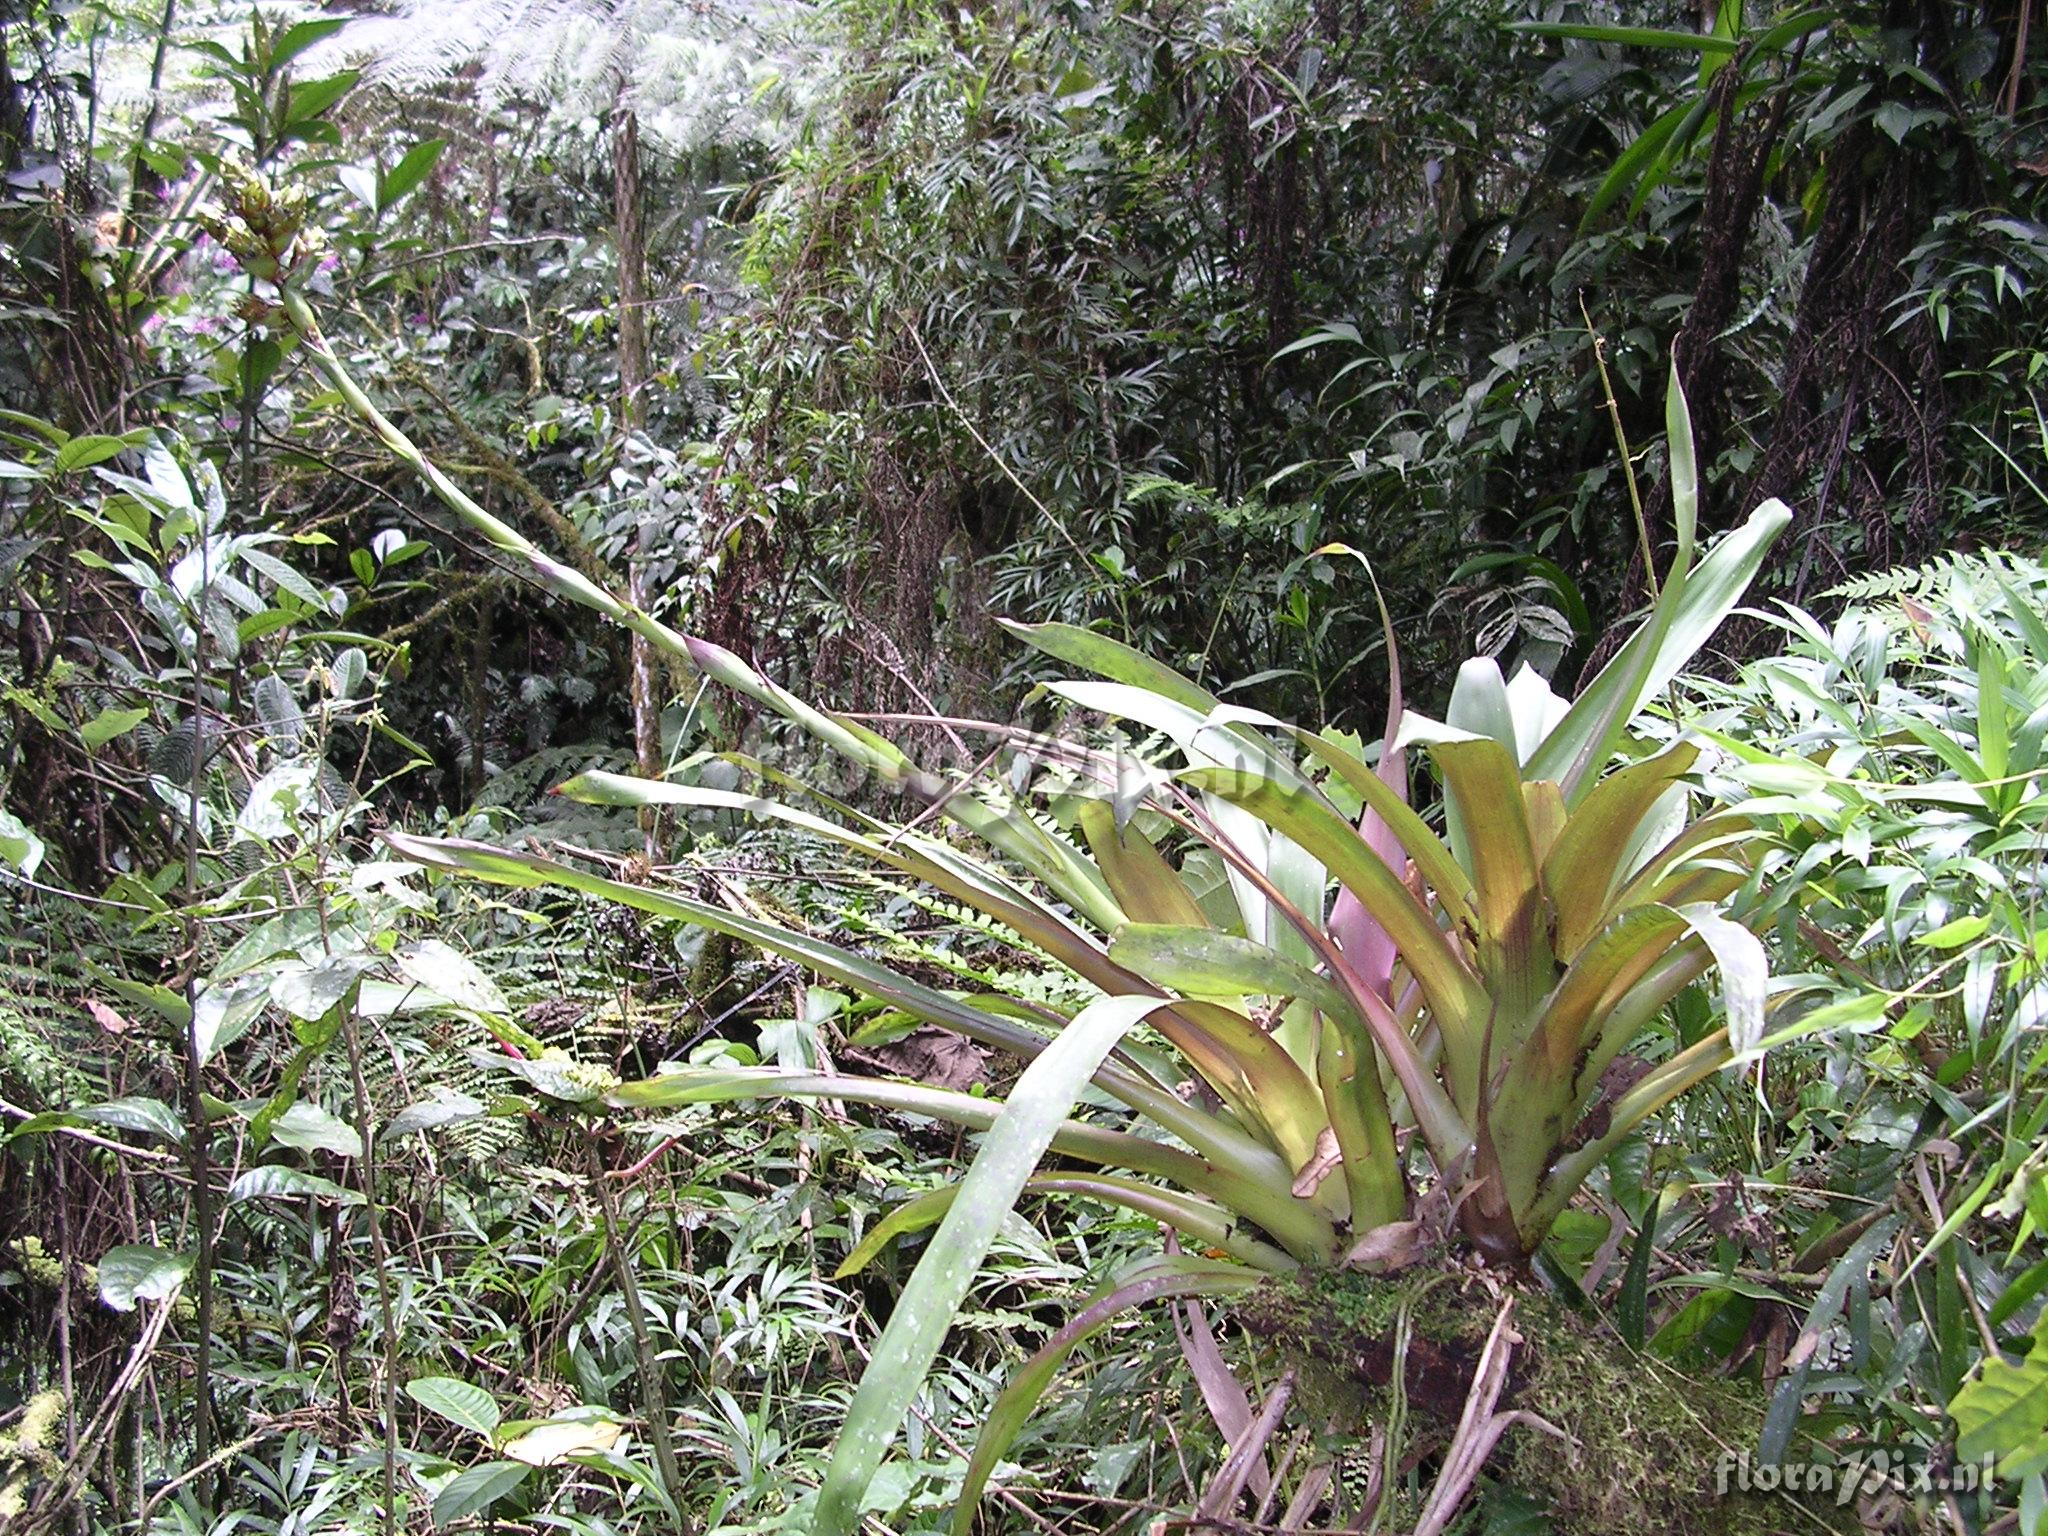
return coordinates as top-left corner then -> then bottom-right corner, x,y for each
833,1172 -> 1299,1277
610,1065 -> 1333,1261
1524,372 -> 1790,802
557,774 -> 1328,1154
1180,767 -> 1488,1036
999,620 -> 1226,713
382,831 -> 1281,1182
283,291 -> 909,778
1542,741 -> 1701,957
809,993 -> 1191,1535
951,1255 -> 1262,1535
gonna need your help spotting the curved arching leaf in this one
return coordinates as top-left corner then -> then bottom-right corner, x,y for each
951,1256 -> 1262,1534
811,994 -> 1194,1535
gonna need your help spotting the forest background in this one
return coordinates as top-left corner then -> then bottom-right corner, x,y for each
2,0 -> 2047,1533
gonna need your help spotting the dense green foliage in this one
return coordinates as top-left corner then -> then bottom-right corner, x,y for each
1,0 -> 2046,1533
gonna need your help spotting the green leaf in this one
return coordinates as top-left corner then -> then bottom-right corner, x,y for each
88,970 -> 190,1030
1917,913 -> 1991,949
997,619 -> 1220,712
1952,1320 -> 2048,1476
1428,730 -> 1544,983
228,1165 -> 365,1206
238,546 -> 334,615
952,1258 -> 1259,1533
382,833 -> 1239,1164
79,705 -> 149,749
238,758 -> 322,840
0,808 -> 45,878
1511,21 -> 1741,52
53,434 -> 133,474
75,1096 -> 184,1142
1527,498 -> 1790,803
393,939 -> 509,1016
609,1065 -> 1328,1261
269,1101 -> 364,1157
493,1051 -> 618,1105
272,16 -> 349,70
98,1244 -> 194,1311
1544,742 -> 1702,958
1110,922 -> 1348,1017
240,338 -> 283,398
384,1088 -> 487,1138
1757,1216 -> 1903,1463
1076,799 -> 1212,929
1178,765 -> 1482,1027
406,1376 -> 502,1438
813,995 -> 1186,1535
431,1460 -> 530,1528
379,138 -> 446,209
834,1187 -> 959,1278
270,955 -> 373,1020
1616,1204 -> 1659,1350
284,70 -> 358,125
193,974 -> 270,1065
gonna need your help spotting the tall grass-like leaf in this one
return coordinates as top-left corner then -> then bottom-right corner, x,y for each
1110,923 -> 1358,1026
834,1176 -> 1293,1277
811,994 -> 1186,1535
1579,99 -> 1694,232
1076,800 -> 1212,928
1178,767 -> 1483,1026
1543,742 -> 1702,957
281,289 -> 911,778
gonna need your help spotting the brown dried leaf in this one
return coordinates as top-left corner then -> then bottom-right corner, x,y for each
84,999 -> 132,1035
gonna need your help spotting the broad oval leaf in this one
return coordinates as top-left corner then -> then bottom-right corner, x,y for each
430,1460 -> 530,1528
269,1101 -> 364,1157
98,1244 -> 193,1311
499,1416 -> 622,1466
393,938 -> 509,1016
228,1165 -> 365,1206
270,954 -> 374,1021
1952,1320 -> 2048,1475
406,1376 -> 502,1438
75,1096 -> 184,1142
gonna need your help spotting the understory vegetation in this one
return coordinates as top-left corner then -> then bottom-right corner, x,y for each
2,1 -> 2046,1533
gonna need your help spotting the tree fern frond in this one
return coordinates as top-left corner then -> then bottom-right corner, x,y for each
327,0 -> 778,151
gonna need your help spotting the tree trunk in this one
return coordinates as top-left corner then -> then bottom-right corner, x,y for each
612,97 -> 662,851
1746,114 -> 1947,597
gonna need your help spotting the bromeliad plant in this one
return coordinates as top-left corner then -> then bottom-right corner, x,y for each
265,212 -> 1788,1529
